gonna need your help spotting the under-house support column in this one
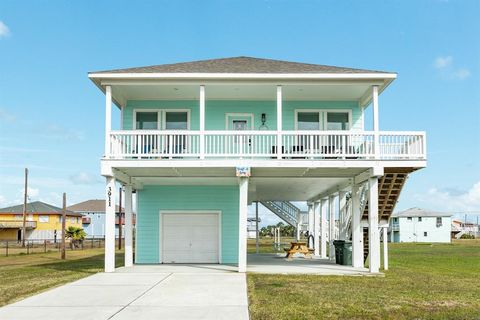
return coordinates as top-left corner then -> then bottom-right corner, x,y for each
307,203 -> 314,248
255,201 -> 259,254
338,191 -> 348,240
383,227 -> 389,270
313,201 -> 321,256
368,177 -> 380,273
238,177 -> 249,273
320,199 -> 328,259
104,176 -> 116,273
351,183 -> 364,268
328,195 -> 336,260
124,185 -> 133,267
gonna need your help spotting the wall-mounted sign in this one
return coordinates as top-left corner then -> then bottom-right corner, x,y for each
107,186 -> 112,207
236,166 -> 251,177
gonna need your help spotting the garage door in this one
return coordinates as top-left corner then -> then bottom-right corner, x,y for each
161,212 -> 220,263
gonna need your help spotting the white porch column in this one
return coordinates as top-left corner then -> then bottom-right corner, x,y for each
307,203 -> 314,248
124,185 -> 133,267
368,176 -> 380,273
238,177 -> 249,273
296,222 -> 301,241
313,201 -> 321,256
105,85 -> 112,157
320,199 -> 328,258
328,195 -> 336,260
104,176 -> 116,272
338,191 -> 348,240
383,227 -> 389,270
199,85 -> 205,159
255,201 -> 259,254
276,85 -> 282,159
372,85 -> 379,159
351,183 -> 364,268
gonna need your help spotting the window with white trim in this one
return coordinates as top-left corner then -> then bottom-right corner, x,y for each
135,111 -> 159,129
39,215 -> 49,223
295,110 -> 351,131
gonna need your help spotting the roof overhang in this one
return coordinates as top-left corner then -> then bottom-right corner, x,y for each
88,72 -> 396,109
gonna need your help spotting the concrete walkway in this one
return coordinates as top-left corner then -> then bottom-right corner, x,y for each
0,270 -> 249,320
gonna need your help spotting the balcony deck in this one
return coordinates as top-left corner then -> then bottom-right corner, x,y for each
107,130 -> 426,161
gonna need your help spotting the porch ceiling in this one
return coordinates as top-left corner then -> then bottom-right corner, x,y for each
107,82 -> 378,107
114,166 -> 363,201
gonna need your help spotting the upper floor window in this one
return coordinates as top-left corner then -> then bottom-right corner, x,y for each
407,217 -> 412,221
418,217 -> 422,222
136,111 -> 159,129
165,111 -> 188,130
14,214 -> 23,220
39,215 -> 49,223
295,110 -> 351,131
436,217 -> 442,227
327,112 -> 350,130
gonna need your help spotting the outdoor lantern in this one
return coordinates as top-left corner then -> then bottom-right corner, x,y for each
259,113 -> 268,130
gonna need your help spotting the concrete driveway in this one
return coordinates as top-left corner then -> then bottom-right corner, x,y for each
0,268 -> 249,320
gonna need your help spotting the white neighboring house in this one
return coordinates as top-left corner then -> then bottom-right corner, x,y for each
389,208 -> 452,243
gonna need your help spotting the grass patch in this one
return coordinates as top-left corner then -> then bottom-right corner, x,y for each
247,239 -> 480,320
0,248 -> 124,306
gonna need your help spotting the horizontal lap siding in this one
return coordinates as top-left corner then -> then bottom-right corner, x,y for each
136,185 -> 239,264
205,101 -> 277,130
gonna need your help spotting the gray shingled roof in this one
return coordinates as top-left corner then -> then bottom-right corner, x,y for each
67,199 -> 123,213
0,201 -> 80,216
90,56 -> 393,75
392,207 -> 453,218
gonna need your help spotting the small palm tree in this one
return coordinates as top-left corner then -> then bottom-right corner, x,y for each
65,226 -> 86,249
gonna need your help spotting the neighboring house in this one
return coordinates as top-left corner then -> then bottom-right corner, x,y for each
67,199 -> 132,238
0,201 -> 82,241
389,208 -> 452,243
451,219 -> 479,239
88,56 -> 427,273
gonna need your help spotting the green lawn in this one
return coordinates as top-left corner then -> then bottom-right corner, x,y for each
0,248 -> 124,307
247,239 -> 480,320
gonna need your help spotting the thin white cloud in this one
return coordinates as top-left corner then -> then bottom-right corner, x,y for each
37,124 -> 85,141
433,56 -> 471,80
0,21 -> 10,38
434,56 -> 452,69
454,68 -> 471,80
70,172 -> 100,185
414,181 -> 480,213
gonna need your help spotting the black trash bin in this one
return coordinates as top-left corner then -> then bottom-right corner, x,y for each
342,241 -> 353,266
333,240 -> 345,265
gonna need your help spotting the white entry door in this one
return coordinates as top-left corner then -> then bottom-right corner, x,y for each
161,212 -> 220,263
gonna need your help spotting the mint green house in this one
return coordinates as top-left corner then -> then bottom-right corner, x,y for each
89,57 -> 426,274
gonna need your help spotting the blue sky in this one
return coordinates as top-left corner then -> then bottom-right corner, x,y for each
0,0 -> 479,225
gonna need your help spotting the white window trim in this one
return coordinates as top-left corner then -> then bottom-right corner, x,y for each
158,210 -> 222,264
132,109 -> 191,130
225,113 -> 254,130
294,109 -> 353,130
133,109 -> 161,130
39,215 -> 49,223
162,109 -> 191,130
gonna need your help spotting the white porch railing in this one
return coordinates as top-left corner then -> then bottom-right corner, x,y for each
108,130 -> 426,160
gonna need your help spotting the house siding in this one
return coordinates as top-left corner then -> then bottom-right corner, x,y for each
136,185 -> 239,264
123,100 -> 362,131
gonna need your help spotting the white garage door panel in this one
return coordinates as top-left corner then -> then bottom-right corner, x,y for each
162,213 -> 220,264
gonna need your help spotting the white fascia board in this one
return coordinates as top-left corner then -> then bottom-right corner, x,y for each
88,72 -> 397,80
101,159 -> 426,171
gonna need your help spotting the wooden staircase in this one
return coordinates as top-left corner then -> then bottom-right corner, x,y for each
361,168 -> 415,262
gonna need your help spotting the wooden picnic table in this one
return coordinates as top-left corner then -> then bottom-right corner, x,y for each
283,241 -> 314,259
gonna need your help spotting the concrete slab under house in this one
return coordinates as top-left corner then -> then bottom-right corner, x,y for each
88,56 -> 427,275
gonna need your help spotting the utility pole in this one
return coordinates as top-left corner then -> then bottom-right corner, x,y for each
118,187 -> 122,250
61,193 -> 66,260
22,168 -> 28,247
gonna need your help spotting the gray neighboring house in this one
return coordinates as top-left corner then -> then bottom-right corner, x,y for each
67,200 -> 131,239
389,207 -> 452,243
